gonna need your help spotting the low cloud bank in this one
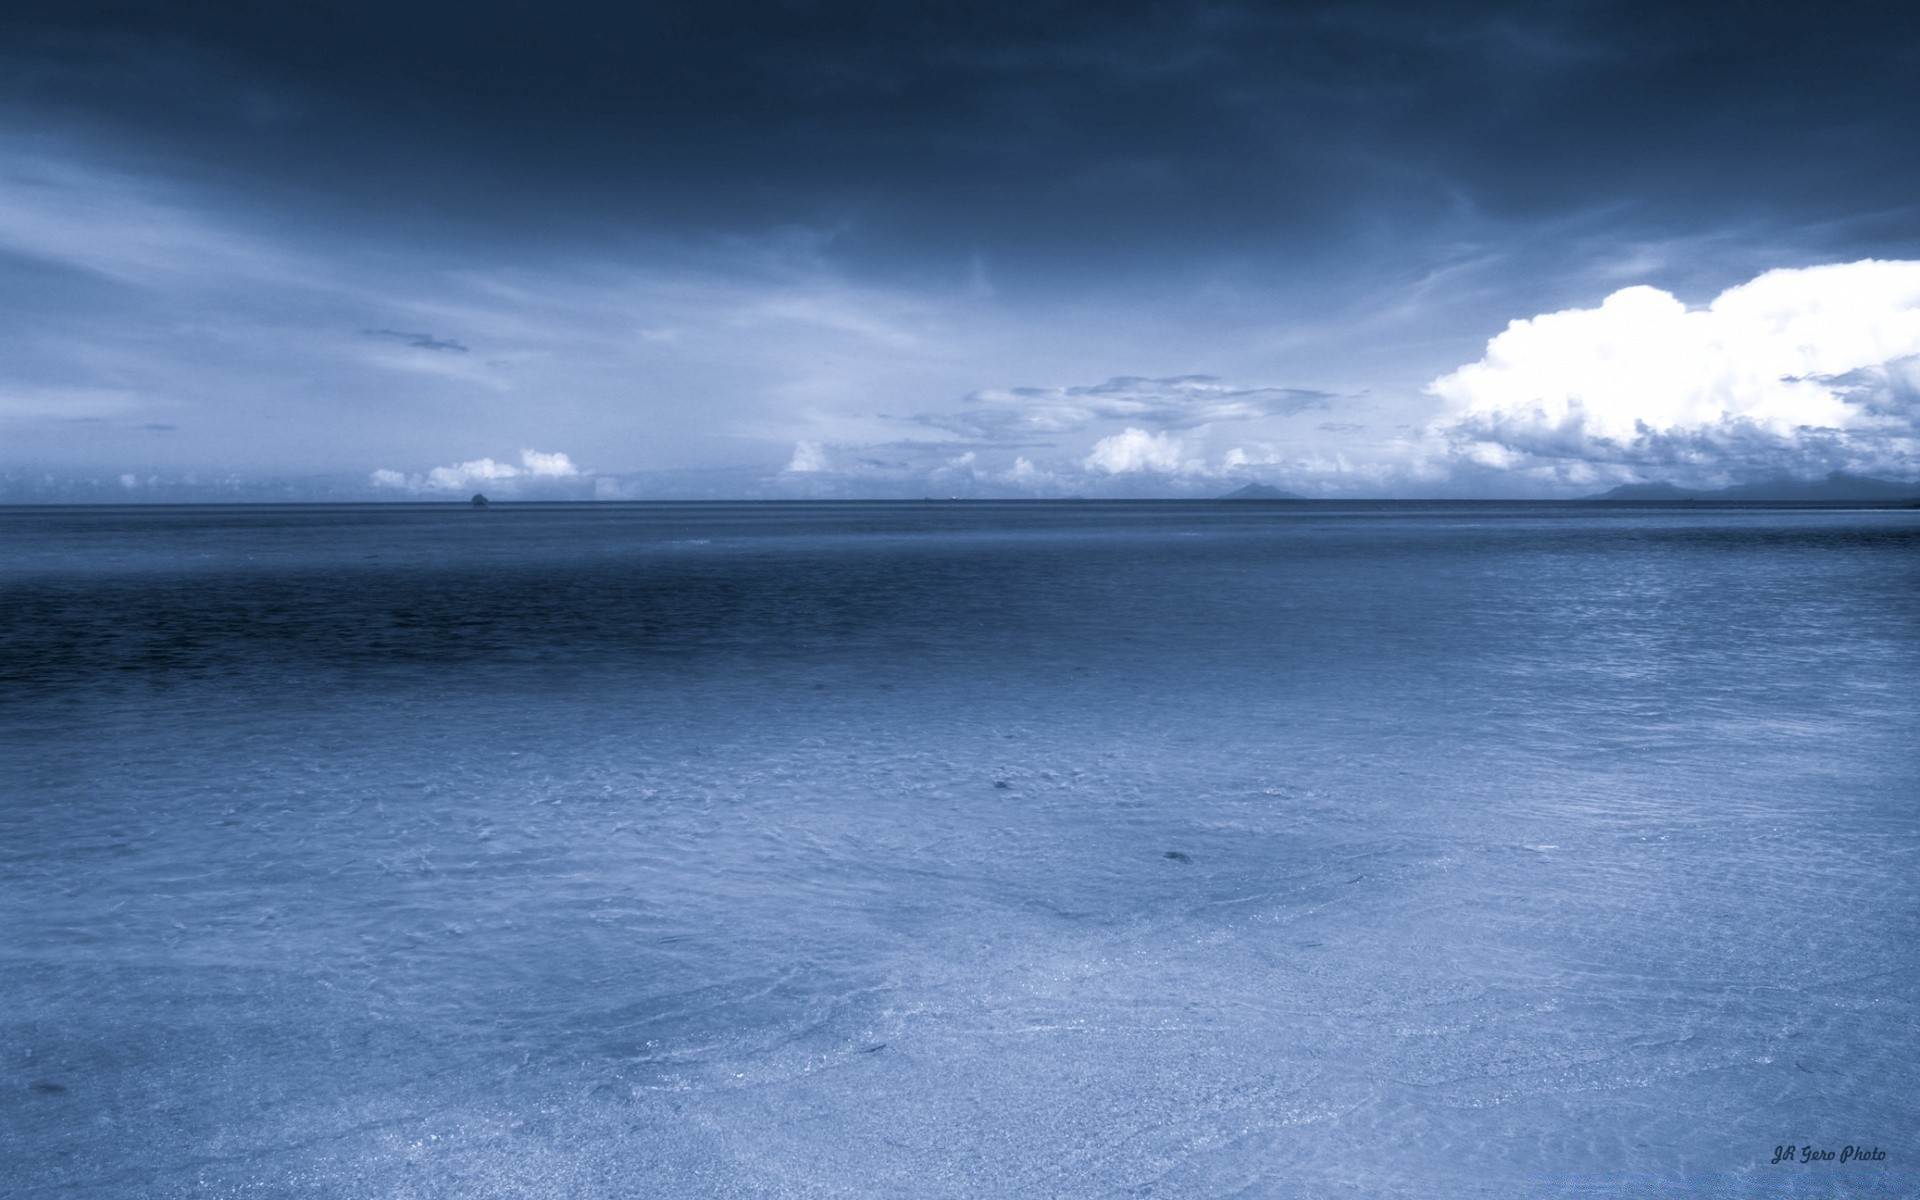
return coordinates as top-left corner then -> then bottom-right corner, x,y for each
1428,260 -> 1920,488
762,371 -> 1349,496
372,449 -> 583,494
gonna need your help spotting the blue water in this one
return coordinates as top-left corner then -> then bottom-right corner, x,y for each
2,502 -> 1916,1198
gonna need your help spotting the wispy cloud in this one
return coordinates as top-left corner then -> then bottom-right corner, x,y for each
362,329 -> 469,353
917,375 -> 1334,441
0,147 -> 311,290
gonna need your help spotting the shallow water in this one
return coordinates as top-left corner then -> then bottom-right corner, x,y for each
2,502 -> 1916,1198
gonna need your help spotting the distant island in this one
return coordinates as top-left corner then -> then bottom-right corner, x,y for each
1219,483 -> 1308,501
1584,473 -> 1920,503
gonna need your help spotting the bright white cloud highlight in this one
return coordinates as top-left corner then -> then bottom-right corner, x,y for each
1084,427 -> 1197,474
516,449 -> 579,478
371,449 -> 581,493
1430,260 -> 1920,483
784,441 -> 830,473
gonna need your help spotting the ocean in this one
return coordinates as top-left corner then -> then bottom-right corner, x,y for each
2,501 -> 1916,1198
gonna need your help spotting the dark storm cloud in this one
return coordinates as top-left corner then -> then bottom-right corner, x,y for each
5,1 -> 1918,274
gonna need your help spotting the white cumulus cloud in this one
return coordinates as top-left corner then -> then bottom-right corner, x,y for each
371,448 -> 582,493
1429,260 -> 1920,485
784,441 -> 830,473
515,449 -> 579,478
1084,427 -> 1199,475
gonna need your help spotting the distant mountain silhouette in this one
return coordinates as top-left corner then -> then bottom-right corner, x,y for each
1590,482 -> 1699,501
1219,483 -> 1308,501
1586,473 -> 1920,503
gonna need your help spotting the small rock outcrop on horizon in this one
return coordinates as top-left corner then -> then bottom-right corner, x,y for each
1219,483 -> 1308,501
471,493 -> 490,508
1584,473 -> 1920,503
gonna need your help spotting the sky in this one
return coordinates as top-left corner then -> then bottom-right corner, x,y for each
3,0 -> 1919,499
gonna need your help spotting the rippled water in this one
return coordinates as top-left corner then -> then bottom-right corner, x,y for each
3,502 -> 1916,1198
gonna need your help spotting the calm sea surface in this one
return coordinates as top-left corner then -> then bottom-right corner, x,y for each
2,502 -> 1916,1198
